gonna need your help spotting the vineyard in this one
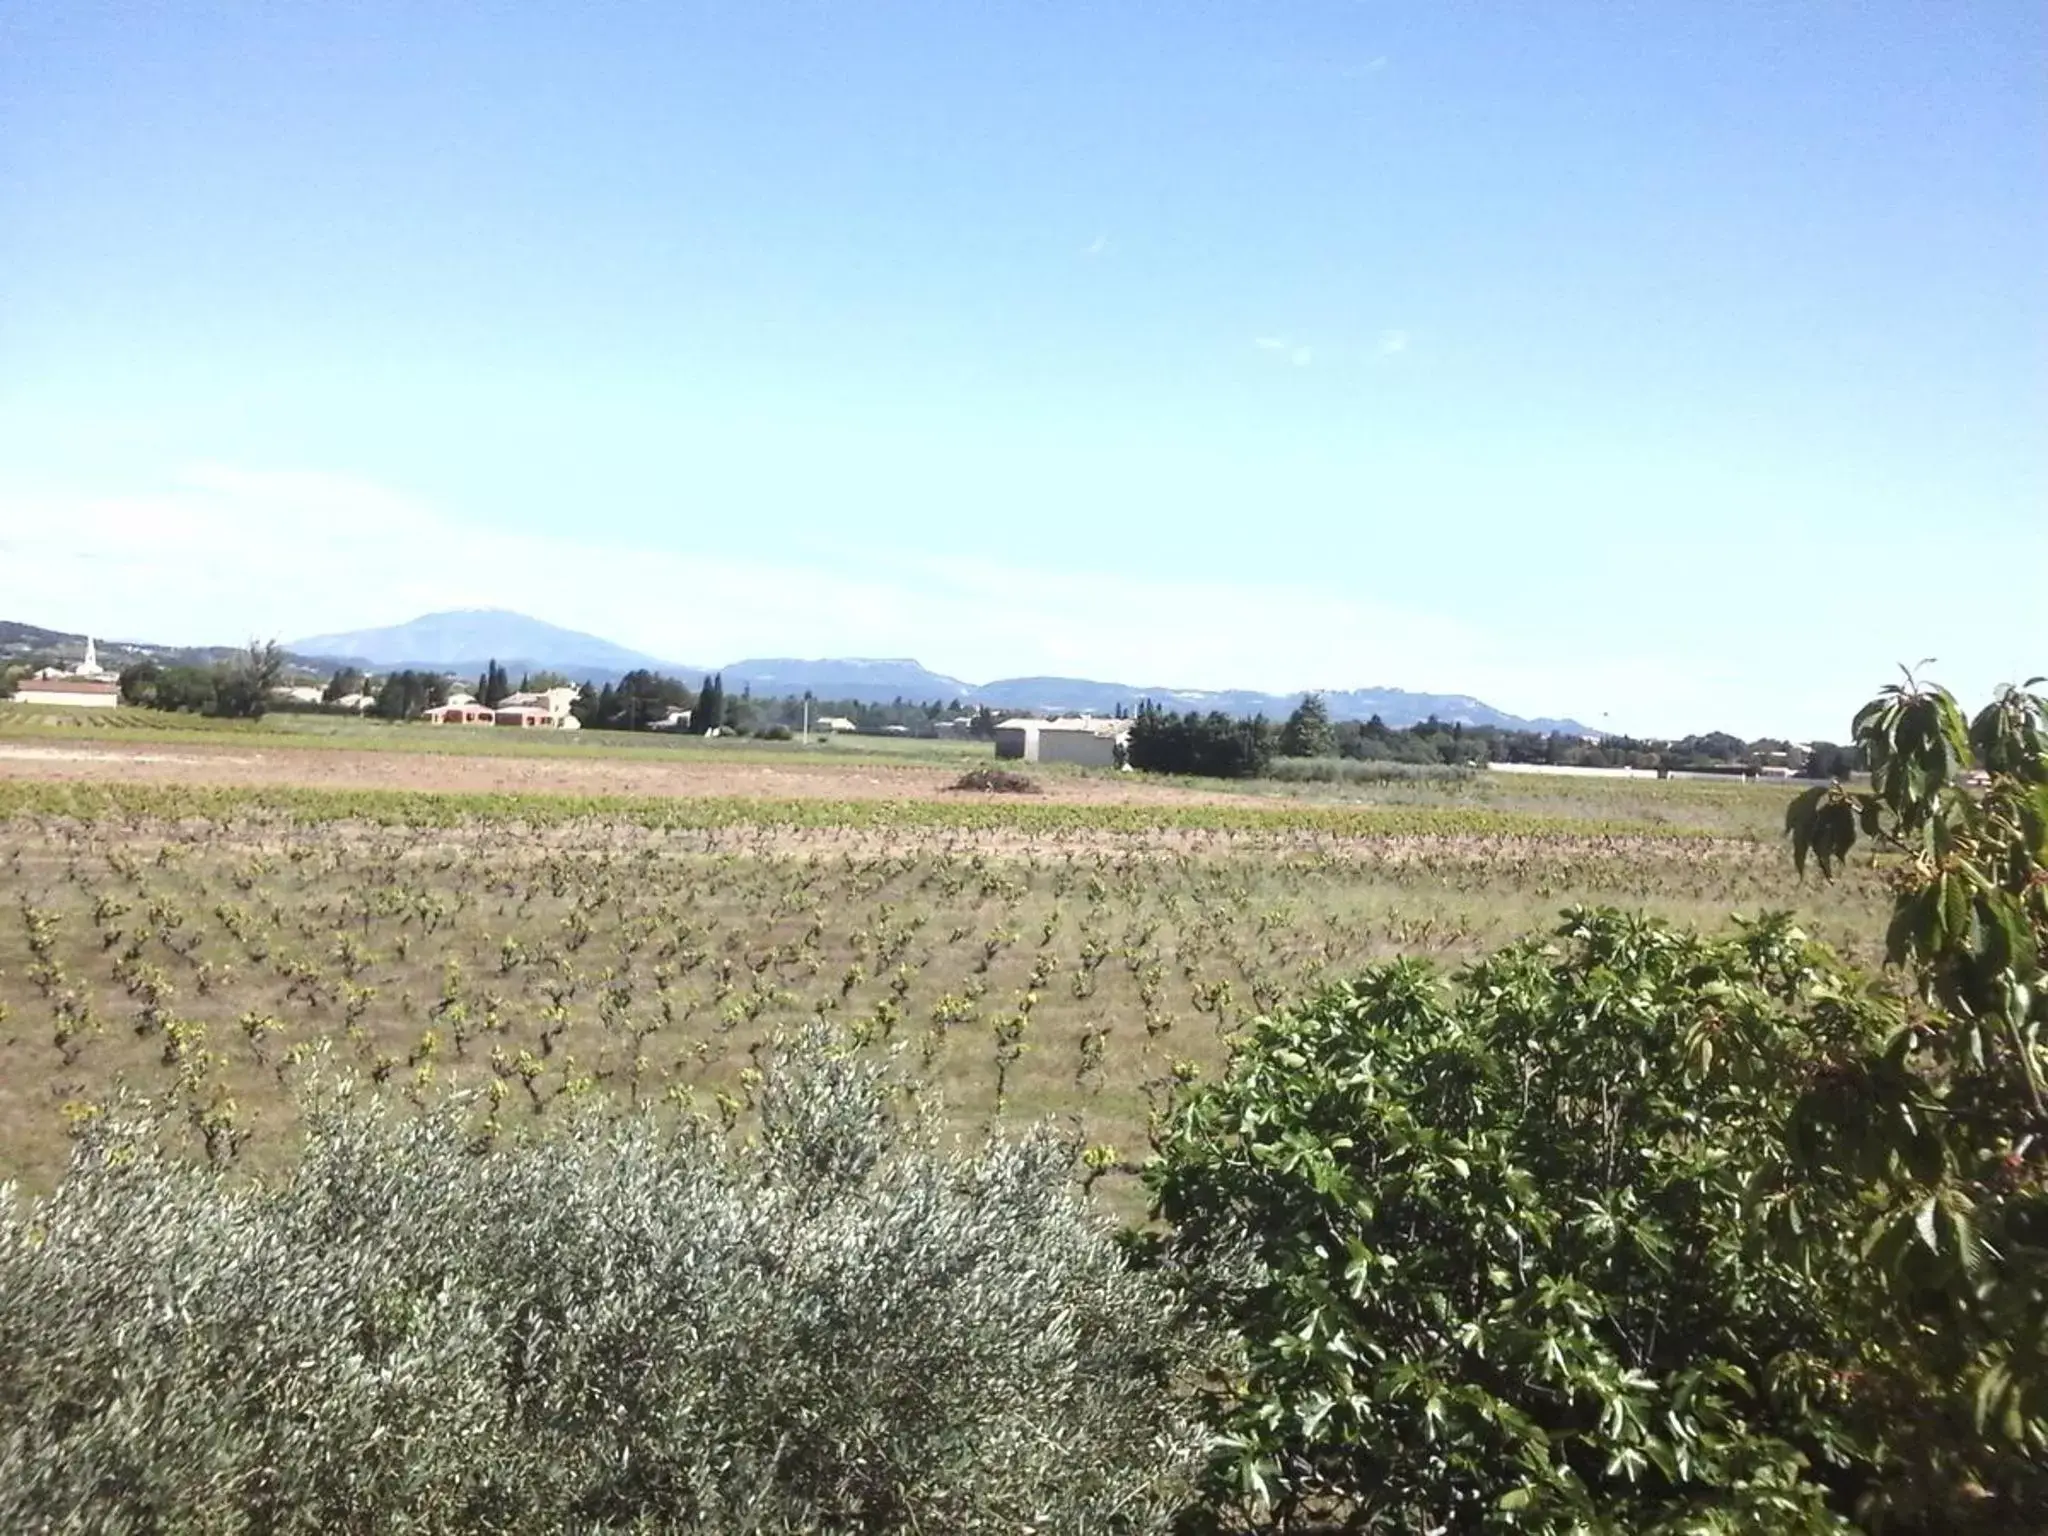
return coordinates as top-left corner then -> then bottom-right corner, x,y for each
0,776 -> 1885,1198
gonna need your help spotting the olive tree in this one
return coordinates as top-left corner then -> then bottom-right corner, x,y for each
0,1031 -> 1209,1532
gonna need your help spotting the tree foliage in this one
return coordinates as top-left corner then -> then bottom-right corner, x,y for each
1782,671 -> 2048,1503
1128,703 -> 1275,778
694,672 -> 727,735
1279,693 -> 1338,759
371,670 -> 448,721
575,668 -> 693,731
0,1032 -> 1207,1531
320,667 -> 364,703
1147,909 -> 1903,1532
210,639 -> 285,719
476,659 -> 512,707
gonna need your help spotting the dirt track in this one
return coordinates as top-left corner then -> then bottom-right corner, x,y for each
0,741 -> 1238,806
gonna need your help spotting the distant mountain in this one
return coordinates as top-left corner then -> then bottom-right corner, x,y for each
289,610 -> 684,682
712,667 -> 1586,731
13,608 -> 1596,734
719,658 -> 976,705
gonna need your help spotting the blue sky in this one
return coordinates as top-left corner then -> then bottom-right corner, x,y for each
1,2 -> 2040,737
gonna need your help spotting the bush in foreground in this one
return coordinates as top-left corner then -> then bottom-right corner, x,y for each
1147,909 -> 1916,1534
0,1032 -> 1206,1533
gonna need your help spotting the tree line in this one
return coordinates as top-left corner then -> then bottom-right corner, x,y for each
1126,692 -> 1864,781
114,642 -> 286,720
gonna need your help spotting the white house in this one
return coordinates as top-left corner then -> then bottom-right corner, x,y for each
493,686 -> 583,730
993,716 -> 1129,767
423,700 -> 497,725
813,716 -> 858,734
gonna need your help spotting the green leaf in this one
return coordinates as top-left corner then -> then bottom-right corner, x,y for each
1914,1195 -> 1941,1254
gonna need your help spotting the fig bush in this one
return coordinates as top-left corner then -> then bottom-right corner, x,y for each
1147,909 -> 1899,1533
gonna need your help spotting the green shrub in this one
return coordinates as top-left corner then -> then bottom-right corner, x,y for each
1780,674 -> 2048,1520
0,1032 -> 1206,1533
1146,908 -> 1906,1534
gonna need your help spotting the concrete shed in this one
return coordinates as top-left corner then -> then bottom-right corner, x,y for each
994,717 -> 1127,767
993,720 -> 1039,760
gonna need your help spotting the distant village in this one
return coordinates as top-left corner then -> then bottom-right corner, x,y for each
1,636 -> 1138,764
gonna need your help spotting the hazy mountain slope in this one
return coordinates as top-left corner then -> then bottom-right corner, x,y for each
290,610 -> 677,675
718,658 -> 976,704
0,622 -> 247,674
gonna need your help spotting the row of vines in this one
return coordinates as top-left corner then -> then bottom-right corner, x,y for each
0,796 -> 1884,1194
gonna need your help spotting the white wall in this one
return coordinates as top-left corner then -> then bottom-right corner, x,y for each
6,690 -> 119,709
1037,730 -> 1119,767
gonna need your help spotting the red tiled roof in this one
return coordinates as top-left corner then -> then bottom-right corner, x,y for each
15,677 -> 120,695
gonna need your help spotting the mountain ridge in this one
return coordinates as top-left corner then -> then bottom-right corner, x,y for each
287,612 -> 1597,733
8,610 -> 1595,734
290,610 -> 684,678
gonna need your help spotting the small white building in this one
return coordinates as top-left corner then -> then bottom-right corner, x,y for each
814,716 -> 858,734
993,716 -> 1129,767
271,685 -> 326,705
11,676 -> 120,709
494,687 -> 582,729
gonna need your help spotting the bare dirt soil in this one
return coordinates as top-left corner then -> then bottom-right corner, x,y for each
0,740 -> 1236,806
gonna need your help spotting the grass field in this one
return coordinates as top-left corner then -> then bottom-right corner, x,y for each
0,755 -> 1886,1203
